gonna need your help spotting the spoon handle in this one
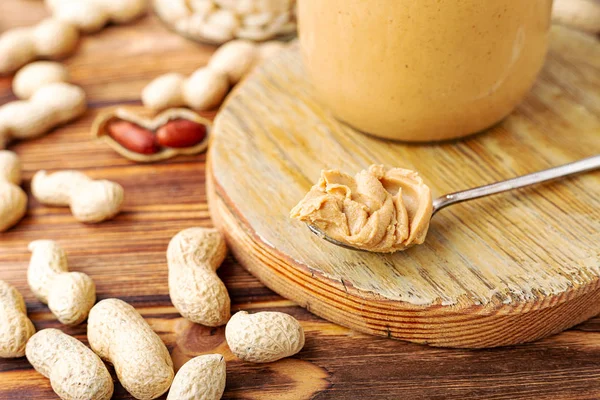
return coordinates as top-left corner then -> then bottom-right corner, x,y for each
431,154 -> 600,215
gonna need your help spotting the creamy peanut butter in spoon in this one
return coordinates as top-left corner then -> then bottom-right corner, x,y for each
290,165 -> 433,253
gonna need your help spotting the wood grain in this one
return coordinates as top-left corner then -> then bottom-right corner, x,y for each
1,0 -> 600,398
209,28 -> 600,348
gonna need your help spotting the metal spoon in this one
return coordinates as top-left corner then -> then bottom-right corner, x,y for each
307,154 -> 600,251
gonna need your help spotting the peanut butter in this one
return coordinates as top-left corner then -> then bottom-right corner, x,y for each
290,165 -> 432,253
298,0 -> 553,141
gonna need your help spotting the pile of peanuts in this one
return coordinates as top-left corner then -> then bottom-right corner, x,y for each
0,62 -> 124,231
0,0 -> 288,163
95,38 -> 284,162
0,2 -> 303,400
1,229 -> 305,400
154,0 -> 296,44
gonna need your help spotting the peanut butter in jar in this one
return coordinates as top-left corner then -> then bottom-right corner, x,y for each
298,0 -> 553,142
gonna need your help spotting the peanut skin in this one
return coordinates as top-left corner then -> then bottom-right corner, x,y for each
26,329 -> 114,400
0,280 -> 35,358
93,107 -> 211,162
106,118 -> 207,153
167,227 -> 231,327
107,120 -> 159,154
156,119 -> 207,148
87,298 -> 174,400
225,311 -> 305,363
167,354 -> 226,400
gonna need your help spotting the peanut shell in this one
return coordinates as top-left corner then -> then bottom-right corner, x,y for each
92,107 -> 211,163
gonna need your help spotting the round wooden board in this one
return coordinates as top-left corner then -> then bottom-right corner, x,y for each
208,26 -> 600,348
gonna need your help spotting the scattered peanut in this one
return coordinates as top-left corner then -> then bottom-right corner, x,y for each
167,354 -> 226,400
141,73 -> 186,111
31,170 -> 124,223
0,18 -> 79,75
154,0 -> 296,44
0,81 -> 86,149
45,0 -> 148,33
0,151 -> 27,232
26,329 -> 113,400
0,280 -> 35,358
208,40 -> 257,84
13,61 -> 70,100
225,310 -> 305,363
142,39 -> 284,112
185,67 -> 231,110
87,298 -> 174,400
142,67 -> 229,112
28,240 -> 96,326
167,227 -> 230,327
93,107 -> 210,162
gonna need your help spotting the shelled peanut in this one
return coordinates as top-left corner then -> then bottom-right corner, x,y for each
0,61 -> 86,149
142,39 -> 284,112
93,108 -> 210,162
0,151 -> 27,232
154,0 -> 296,44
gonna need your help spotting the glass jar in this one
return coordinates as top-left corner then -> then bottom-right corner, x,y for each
298,0 -> 553,142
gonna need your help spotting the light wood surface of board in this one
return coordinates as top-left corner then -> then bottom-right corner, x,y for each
209,27 -> 600,348
1,0 -> 600,398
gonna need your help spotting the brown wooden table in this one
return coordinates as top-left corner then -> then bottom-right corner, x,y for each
1,2 -> 600,399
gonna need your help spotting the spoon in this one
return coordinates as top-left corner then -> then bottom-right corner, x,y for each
307,154 -> 600,252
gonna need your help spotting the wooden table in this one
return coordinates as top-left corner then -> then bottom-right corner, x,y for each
1,2 -> 600,399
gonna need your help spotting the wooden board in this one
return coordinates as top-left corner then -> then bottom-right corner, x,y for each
208,26 -> 600,348
3,1 -> 600,398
